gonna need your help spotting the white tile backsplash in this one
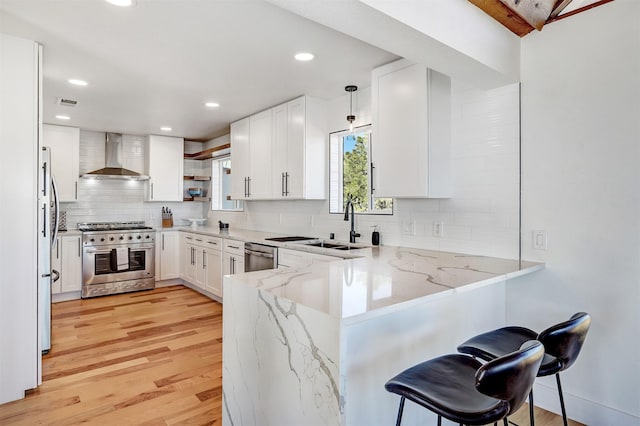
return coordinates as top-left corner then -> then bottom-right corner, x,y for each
210,80 -> 521,259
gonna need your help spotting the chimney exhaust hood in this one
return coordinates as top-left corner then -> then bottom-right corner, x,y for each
81,133 -> 149,180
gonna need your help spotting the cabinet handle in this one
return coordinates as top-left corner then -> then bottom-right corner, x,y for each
228,245 -> 239,250
195,238 -> 202,242
244,177 -> 247,197
75,181 -> 78,200
162,234 -> 165,250
203,251 -> 206,269
247,177 -> 251,197
231,257 -> 235,274
42,204 -> 46,237
281,172 -> 285,196
78,238 -> 81,257
370,162 -> 375,192
56,239 -> 59,259
207,241 -> 217,245
186,236 -> 193,240
151,183 -> 154,199
286,172 -> 290,196
191,247 -> 194,265
42,161 -> 47,197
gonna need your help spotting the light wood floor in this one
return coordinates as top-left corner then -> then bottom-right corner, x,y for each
0,285 -> 582,426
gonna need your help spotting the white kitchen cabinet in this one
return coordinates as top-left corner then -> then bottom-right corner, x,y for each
273,96 -> 326,200
231,96 -> 326,201
51,235 -> 82,295
223,239 -> 244,275
158,231 -> 179,280
146,134 -> 184,202
278,248 -> 340,268
43,124 -> 80,202
372,59 -> 451,198
203,248 -> 222,297
248,109 -> 273,199
181,234 -> 197,283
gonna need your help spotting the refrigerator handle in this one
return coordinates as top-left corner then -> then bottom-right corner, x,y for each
51,175 -> 60,248
51,269 -> 60,283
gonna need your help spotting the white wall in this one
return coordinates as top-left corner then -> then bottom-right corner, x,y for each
510,1 -> 640,424
210,81 -> 521,259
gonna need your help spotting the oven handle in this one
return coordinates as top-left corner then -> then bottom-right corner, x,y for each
84,245 -> 155,254
244,248 -> 274,259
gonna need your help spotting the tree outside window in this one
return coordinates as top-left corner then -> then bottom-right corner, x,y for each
330,126 -> 393,215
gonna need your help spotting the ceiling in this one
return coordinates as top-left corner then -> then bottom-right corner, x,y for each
0,0 -> 398,140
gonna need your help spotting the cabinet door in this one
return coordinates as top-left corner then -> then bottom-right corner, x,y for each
372,60 -> 451,198
160,231 -> 179,280
230,118 -> 250,200
204,249 -> 222,297
286,97 -> 305,199
146,135 -> 184,201
271,103 -> 288,198
60,236 -> 82,293
194,246 -> 206,289
248,109 -> 273,199
51,238 -> 62,294
43,124 -> 79,202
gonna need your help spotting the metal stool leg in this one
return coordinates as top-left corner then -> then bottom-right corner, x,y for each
529,389 -> 535,426
503,418 -> 508,426
437,414 -> 442,426
556,373 -> 568,426
395,396 -> 405,426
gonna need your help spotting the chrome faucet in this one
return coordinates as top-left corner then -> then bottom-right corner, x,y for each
343,199 -> 360,243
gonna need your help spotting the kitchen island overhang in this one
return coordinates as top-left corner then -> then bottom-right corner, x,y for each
222,246 -> 543,426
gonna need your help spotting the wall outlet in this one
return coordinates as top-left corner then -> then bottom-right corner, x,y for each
402,219 -> 416,236
433,221 -> 444,238
533,230 -> 547,250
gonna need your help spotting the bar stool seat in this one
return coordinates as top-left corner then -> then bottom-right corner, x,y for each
457,313 -> 591,426
385,341 -> 544,426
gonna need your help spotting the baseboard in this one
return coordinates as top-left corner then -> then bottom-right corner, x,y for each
52,291 -> 81,303
155,278 -> 184,288
533,382 -> 640,426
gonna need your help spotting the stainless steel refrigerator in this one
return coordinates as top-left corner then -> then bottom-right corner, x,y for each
39,146 -> 60,354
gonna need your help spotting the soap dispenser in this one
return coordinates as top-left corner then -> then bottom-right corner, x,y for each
371,225 -> 380,246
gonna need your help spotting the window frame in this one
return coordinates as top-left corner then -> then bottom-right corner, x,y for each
211,155 -> 243,212
329,125 -> 393,216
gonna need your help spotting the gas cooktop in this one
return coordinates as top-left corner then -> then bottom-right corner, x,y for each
78,221 -> 153,232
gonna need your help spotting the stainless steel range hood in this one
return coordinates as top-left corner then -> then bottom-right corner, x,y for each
81,133 -> 149,180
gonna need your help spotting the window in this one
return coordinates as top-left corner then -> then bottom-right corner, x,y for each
329,126 -> 393,214
211,156 -> 243,211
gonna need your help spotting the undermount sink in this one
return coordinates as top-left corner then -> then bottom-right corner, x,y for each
303,241 -> 351,250
296,240 -> 370,251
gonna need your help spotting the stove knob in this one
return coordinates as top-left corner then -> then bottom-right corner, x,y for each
128,236 -> 133,240
90,238 -> 95,242
137,235 -> 142,240
110,237 -> 115,241
100,238 -> 105,242
145,235 -> 150,239
119,236 -> 124,240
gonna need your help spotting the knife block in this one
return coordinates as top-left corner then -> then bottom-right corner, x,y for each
162,214 -> 173,228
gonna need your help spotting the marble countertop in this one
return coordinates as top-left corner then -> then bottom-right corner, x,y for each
225,242 -> 543,324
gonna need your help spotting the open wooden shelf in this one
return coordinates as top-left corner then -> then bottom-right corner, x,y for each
183,196 -> 211,202
184,143 -> 231,160
184,175 -> 211,181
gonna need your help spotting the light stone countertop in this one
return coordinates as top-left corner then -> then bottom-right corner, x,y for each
182,226 -> 545,323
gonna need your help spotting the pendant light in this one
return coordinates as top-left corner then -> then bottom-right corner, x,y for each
345,85 -> 358,132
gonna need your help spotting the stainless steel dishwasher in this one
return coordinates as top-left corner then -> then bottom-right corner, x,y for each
244,242 -> 277,272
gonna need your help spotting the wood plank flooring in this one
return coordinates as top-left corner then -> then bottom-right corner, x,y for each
0,285 -> 582,426
0,286 -> 222,425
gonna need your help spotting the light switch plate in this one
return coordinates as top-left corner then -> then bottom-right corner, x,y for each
433,221 -> 444,237
533,230 -> 547,250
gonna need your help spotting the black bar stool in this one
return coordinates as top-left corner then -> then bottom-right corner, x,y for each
457,312 -> 591,426
385,340 -> 544,426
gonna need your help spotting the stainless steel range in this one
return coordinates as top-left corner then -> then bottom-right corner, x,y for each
79,221 -> 155,298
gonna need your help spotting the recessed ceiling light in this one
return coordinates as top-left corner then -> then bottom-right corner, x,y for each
55,115 -> 70,120
68,79 -> 88,86
160,126 -> 172,132
205,102 -> 220,108
105,0 -> 134,6
294,52 -> 315,62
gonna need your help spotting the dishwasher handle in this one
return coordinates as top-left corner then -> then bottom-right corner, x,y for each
244,248 -> 274,259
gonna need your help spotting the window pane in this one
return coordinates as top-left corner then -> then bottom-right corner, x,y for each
343,133 -> 370,212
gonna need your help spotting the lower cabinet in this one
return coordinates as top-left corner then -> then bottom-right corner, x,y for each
179,232 -> 223,298
51,235 -> 82,296
278,248 -> 340,268
158,231 -> 179,280
223,239 -> 245,276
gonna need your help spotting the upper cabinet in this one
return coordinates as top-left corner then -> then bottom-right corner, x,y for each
230,95 -> 326,201
43,124 -> 80,202
372,59 -> 452,198
145,135 -> 184,201
230,118 -> 250,200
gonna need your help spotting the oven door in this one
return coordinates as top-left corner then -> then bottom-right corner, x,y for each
83,244 -> 155,286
